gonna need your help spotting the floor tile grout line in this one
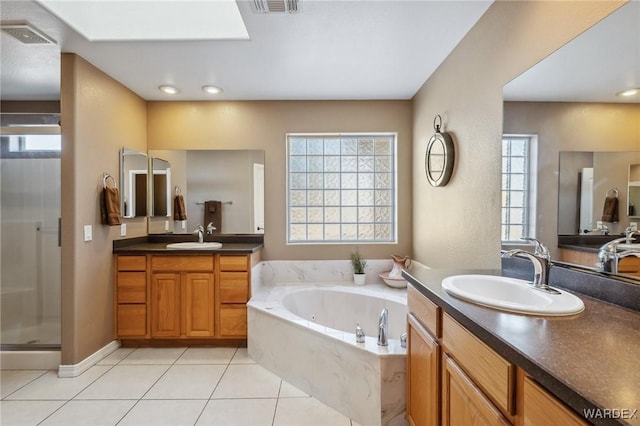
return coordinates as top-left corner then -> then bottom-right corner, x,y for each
135,347 -> 188,401
271,379 -> 284,426
192,346 -> 238,426
116,346 -> 189,426
1,369 -> 49,400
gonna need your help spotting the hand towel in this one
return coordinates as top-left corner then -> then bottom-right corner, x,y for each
174,194 -> 187,221
601,196 -> 619,223
203,200 -> 222,234
101,187 -> 122,226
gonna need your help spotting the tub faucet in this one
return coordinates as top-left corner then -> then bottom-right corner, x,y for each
194,225 -> 204,243
378,308 -> 388,346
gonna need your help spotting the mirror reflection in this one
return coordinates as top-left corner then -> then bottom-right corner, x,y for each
148,150 -> 265,235
628,164 -> 640,218
502,1 -> 640,280
558,151 -> 640,236
151,157 -> 171,218
120,147 -> 147,218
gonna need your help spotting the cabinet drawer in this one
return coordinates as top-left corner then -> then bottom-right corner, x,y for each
219,305 -> 247,337
219,255 -> 248,272
220,272 -> 249,303
117,272 -> 146,303
442,354 -> 510,426
117,305 -> 147,337
523,376 -> 587,426
442,313 -> 515,416
117,255 -> 146,271
151,255 -> 213,272
408,284 -> 441,338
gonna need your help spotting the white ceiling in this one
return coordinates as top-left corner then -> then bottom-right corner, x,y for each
3,1 -> 637,104
503,1 -> 640,104
0,0 -> 494,101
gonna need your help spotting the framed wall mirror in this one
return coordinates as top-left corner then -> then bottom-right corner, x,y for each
502,2 -> 640,280
119,147 -> 148,218
147,149 -> 265,235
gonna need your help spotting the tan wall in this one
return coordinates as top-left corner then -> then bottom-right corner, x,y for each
60,54 -> 147,364
504,101 -> 640,255
411,1 -> 624,269
147,101 -> 413,261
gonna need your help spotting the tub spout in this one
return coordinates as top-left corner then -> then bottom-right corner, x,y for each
378,308 -> 388,346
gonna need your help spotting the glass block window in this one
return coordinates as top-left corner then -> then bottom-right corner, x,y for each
501,136 -> 531,242
287,134 -> 396,243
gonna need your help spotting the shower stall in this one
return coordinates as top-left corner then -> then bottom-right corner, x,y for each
0,131 -> 61,351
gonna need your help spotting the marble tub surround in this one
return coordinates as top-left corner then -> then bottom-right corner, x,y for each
248,273 -> 409,426
403,266 -> 640,425
258,259 -> 398,285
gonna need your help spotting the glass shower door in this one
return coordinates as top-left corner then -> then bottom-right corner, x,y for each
0,133 -> 61,348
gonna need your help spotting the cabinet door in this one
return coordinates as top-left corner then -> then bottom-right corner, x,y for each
523,376 -> 587,426
183,273 -> 215,337
442,355 -> 510,426
151,273 -> 181,337
407,313 -> 440,426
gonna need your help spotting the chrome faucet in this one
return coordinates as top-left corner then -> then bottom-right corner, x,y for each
597,231 -> 640,273
194,225 -> 204,243
378,308 -> 388,346
502,239 -> 559,294
206,222 -> 216,235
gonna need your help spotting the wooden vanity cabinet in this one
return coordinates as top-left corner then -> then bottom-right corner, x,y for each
115,252 -> 256,343
407,285 -> 588,426
218,255 -> 251,338
115,255 -> 148,338
407,285 -> 441,426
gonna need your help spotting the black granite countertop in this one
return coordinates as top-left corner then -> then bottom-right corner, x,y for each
403,266 -> 640,426
113,235 -> 263,254
113,242 -> 262,254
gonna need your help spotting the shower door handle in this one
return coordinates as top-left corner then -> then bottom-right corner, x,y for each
58,217 -> 61,247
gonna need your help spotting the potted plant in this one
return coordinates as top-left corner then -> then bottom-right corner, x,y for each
351,248 -> 367,285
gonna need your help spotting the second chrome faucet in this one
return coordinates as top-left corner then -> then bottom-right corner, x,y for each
378,308 -> 388,346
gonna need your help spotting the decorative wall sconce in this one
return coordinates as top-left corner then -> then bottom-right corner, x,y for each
425,114 -> 455,187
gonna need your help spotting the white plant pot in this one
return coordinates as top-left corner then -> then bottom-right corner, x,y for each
353,273 -> 366,286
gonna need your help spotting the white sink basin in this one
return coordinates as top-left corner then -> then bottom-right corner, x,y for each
166,242 -> 222,250
441,275 -> 584,316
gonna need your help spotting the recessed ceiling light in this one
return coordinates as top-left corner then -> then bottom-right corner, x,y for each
617,88 -> 640,97
159,85 -> 179,95
202,85 -> 223,94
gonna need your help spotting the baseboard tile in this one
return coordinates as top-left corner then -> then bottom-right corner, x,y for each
58,340 -> 120,378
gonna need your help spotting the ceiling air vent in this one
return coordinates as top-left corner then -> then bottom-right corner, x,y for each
1,23 -> 56,45
250,0 -> 300,14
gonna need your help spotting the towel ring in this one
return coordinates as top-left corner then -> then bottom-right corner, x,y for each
102,172 -> 116,189
175,185 -> 183,196
606,188 -> 619,198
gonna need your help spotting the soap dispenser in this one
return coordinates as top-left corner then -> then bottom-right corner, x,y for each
355,323 -> 365,343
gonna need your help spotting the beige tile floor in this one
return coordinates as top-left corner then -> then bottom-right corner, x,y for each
1,347 -> 361,426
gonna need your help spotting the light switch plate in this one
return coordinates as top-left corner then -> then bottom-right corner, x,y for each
181,221 -> 186,230
120,223 -> 126,237
83,225 -> 92,242
164,220 -> 169,231
631,222 -> 637,231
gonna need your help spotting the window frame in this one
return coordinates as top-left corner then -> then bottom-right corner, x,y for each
501,134 -> 537,244
285,132 -> 398,245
